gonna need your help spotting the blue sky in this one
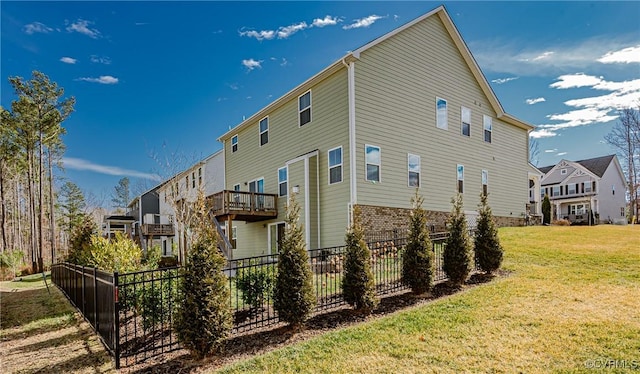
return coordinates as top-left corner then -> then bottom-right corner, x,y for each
2,1 -> 639,207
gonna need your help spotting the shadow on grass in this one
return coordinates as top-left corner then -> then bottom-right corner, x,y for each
126,272 -> 498,373
0,287 -> 71,329
26,337 -> 113,374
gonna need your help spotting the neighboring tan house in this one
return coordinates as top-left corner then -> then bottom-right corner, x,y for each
157,150 -> 226,260
215,5 -> 534,259
539,155 -> 627,224
528,163 -> 544,224
127,186 -> 175,255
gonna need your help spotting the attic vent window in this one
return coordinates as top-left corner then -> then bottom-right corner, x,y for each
561,169 -> 567,175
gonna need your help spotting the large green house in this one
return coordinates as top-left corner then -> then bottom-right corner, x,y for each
213,5 -> 533,259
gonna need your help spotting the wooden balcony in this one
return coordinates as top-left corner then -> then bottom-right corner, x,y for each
210,190 -> 278,222
141,224 -> 175,236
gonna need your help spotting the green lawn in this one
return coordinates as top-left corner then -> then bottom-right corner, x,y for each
0,272 -> 115,373
217,225 -> 640,373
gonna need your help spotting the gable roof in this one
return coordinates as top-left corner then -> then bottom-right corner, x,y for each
218,5 -> 533,142
539,155 -> 616,179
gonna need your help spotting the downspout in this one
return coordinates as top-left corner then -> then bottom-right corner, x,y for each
342,58 -> 358,218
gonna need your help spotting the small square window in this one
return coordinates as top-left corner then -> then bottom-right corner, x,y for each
299,91 -> 312,126
278,167 -> 287,197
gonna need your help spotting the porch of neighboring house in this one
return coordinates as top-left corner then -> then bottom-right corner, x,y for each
134,214 -> 176,254
553,197 -> 598,225
103,215 -> 136,239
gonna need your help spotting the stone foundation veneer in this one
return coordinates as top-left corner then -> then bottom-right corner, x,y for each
356,204 -> 525,236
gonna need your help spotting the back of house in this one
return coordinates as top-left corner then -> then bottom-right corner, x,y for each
217,6 -> 533,259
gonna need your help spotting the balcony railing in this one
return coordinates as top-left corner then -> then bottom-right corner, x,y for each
140,224 -> 175,236
210,190 -> 278,222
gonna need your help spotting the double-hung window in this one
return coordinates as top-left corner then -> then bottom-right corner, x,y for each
278,167 -> 288,197
299,90 -> 312,126
408,154 -> 420,187
231,135 -> 238,153
483,116 -> 492,143
365,145 -> 381,182
457,164 -> 464,194
461,107 -> 471,137
328,147 -> 343,184
259,117 -> 269,146
436,97 -> 448,130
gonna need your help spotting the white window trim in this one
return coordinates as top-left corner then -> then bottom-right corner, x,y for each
259,116 -> 269,147
457,164 -> 464,194
365,144 -> 381,182
483,115 -> 492,143
328,146 -> 343,185
231,134 -> 238,153
278,166 -> 288,197
267,221 -> 286,255
248,177 -> 265,192
233,183 -> 241,191
408,153 -> 421,188
298,90 -> 312,127
461,106 -> 471,137
436,97 -> 448,130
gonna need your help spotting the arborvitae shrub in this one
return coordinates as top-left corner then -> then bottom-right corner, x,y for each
474,193 -> 503,274
342,206 -> 378,312
236,260 -> 276,311
66,216 -> 96,265
542,194 -> 551,225
175,193 -> 231,358
443,193 -> 473,286
402,192 -> 435,294
273,195 -> 316,328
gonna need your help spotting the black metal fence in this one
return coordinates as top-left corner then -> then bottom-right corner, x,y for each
53,232 -> 472,368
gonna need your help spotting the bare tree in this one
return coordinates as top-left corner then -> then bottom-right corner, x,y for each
529,137 -> 540,166
605,106 -> 640,221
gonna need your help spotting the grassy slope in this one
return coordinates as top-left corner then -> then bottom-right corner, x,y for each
0,273 -> 115,373
217,225 -> 640,373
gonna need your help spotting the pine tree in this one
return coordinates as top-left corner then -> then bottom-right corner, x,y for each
343,206 -> 378,312
174,193 -> 231,358
273,194 -> 316,329
474,193 -> 503,274
443,193 -> 473,286
542,194 -> 551,225
402,192 -> 435,294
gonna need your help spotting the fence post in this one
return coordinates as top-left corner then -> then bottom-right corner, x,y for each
94,267 -> 98,330
81,265 -> 85,316
113,272 -> 120,370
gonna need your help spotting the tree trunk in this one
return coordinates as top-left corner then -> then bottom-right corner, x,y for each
38,132 -> 44,272
27,150 -> 37,273
48,150 -> 56,264
0,162 -> 6,252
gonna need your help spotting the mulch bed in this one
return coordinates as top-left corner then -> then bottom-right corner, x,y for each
121,271 -> 506,373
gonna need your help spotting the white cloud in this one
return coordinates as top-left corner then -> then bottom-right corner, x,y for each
491,77 -> 519,84
598,45 -> 640,64
544,149 -> 557,153
242,58 -> 262,71
531,51 -> 554,61
470,36 -> 638,75
90,55 -> 111,64
217,97 -> 227,102
530,129 -> 557,138
76,75 -> 119,84
63,157 -> 161,181
227,83 -> 239,90
66,19 -> 101,39
60,56 -> 77,64
526,97 -> 546,105
557,152 -> 568,156
277,22 -> 308,39
239,29 -> 276,41
23,22 -> 53,34
312,15 -> 340,27
343,15 -> 385,30
550,73 -> 603,89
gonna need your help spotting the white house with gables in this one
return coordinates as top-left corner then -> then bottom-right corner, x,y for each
539,155 -> 627,224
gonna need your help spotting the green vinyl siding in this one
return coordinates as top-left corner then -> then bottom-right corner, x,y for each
353,12 -> 528,217
225,69 -> 351,257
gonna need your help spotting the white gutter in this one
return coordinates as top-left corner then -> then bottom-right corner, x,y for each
343,59 -> 358,207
